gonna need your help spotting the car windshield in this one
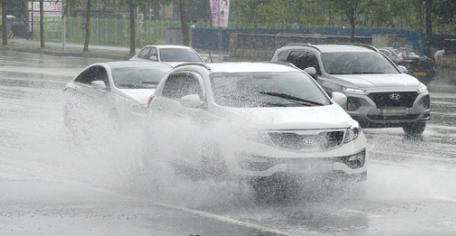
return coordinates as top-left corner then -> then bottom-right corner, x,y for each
321,52 -> 399,75
210,72 -> 330,108
112,68 -> 169,89
159,48 -> 203,62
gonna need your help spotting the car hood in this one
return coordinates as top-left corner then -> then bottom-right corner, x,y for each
327,73 -> 421,88
219,104 -> 353,130
120,89 -> 155,105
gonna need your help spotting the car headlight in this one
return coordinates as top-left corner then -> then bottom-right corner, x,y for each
344,121 -> 361,143
417,83 -> 428,94
342,86 -> 365,93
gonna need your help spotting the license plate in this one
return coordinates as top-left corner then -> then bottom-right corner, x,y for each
380,107 -> 407,116
286,159 -> 333,174
413,72 -> 427,76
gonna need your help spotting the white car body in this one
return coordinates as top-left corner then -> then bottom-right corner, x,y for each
63,61 -> 173,132
130,45 -> 206,63
144,62 -> 368,180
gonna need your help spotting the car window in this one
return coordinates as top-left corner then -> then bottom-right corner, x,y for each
210,72 -> 330,108
112,67 -> 170,89
276,50 -> 291,62
161,73 -> 203,99
138,47 -> 152,59
74,66 -> 109,88
159,48 -> 202,62
286,51 -> 321,75
321,52 -> 399,75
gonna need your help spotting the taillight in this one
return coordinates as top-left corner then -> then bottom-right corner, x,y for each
147,95 -> 154,108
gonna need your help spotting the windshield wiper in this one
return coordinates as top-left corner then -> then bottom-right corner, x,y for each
259,91 -> 324,106
351,72 -> 385,74
117,84 -> 148,89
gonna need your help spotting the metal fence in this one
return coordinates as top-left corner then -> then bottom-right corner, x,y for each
31,17 -> 455,53
31,17 -> 184,47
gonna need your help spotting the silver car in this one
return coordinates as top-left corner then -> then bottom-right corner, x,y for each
130,45 -> 206,63
271,44 -> 430,136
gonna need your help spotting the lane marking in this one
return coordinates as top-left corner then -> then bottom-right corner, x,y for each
339,208 -> 384,218
51,178 -> 294,236
431,196 -> 456,202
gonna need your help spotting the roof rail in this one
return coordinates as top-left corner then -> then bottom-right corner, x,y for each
283,43 -> 322,52
285,43 -> 312,47
172,62 -> 211,70
350,43 -> 378,52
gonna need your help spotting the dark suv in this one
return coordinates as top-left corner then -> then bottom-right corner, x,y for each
271,44 -> 430,135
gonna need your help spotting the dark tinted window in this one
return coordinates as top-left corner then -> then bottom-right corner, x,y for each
75,66 -> 109,88
277,50 -> 291,62
162,73 -> 202,99
286,51 -> 321,75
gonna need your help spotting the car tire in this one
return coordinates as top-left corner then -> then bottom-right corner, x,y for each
402,122 -> 426,136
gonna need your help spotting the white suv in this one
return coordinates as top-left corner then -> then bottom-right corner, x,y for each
142,62 -> 368,184
271,44 -> 431,136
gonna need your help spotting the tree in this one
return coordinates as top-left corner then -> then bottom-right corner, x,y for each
1,0 -> 8,45
179,0 -> 189,46
328,0 -> 370,42
40,0 -> 45,48
83,0 -> 91,52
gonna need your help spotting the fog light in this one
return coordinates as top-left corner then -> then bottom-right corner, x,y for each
335,149 -> 366,169
347,97 -> 361,111
422,95 -> 430,109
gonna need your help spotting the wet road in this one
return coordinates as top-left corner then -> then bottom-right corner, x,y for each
1,51 -> 456,235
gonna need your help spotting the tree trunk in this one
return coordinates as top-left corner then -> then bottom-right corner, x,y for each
425,0 -> 432,57
129,0 -> 135,55
2,1 -> 7,45
83,0 -> 91,52
40,0 -> 44,48
179,0 -> 189,46
418,0 -> 423,52
350,15 -> 356,43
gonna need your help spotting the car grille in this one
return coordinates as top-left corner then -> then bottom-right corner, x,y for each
368,92 -> 418,108
268,131 -> 345,151
367,114 -> 420,121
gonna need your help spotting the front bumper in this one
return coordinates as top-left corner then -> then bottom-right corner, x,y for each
218,131 -> 368,177
345,91 -> 430,128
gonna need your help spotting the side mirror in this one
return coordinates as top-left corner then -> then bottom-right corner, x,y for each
149,55 -> 158,61
331,92 -> 347,107
398,65 -> 408,73
180,94 -> 203,108
304,67 -> 317,76
91,80 -> 106,89
202,57 -> 209,62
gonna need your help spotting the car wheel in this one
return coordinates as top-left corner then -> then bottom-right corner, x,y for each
402,122 -> 426,136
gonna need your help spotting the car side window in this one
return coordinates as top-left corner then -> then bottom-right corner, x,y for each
161,73 -> 202,100
287,50 -> 321,75
149,48 -> 158,61
74,66 -> 109,89
138,47 -> 151,59
277,50 -> 291,62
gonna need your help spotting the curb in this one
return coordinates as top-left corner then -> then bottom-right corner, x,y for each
0,45 -> 132,61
